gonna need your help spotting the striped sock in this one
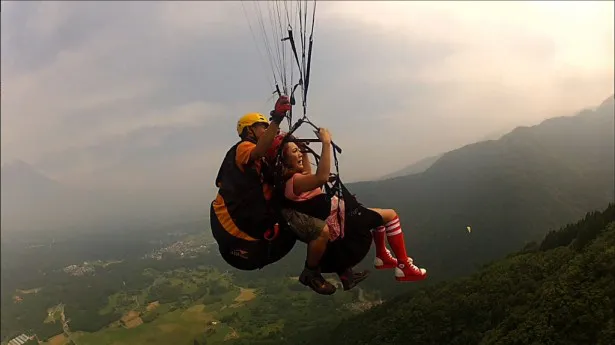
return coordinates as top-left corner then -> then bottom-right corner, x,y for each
385,216 -> 409,263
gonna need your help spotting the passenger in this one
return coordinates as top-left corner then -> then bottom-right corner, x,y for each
267,129 -> 428,285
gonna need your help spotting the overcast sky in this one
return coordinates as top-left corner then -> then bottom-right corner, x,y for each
2,0 -> 613,194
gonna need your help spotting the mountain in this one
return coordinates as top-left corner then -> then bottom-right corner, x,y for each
0,158 -> 211,236
301,203 -> 615,345
1,160 -> 70,206
0,160 -> 88,232
0,160 -> 122,235
379,127 -> 514,181
1,161 -> 142,235
379,154 -> 442,180
476,125 -> 516,142
345,94 -> 614,289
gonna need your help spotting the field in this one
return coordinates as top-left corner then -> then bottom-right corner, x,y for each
44,304 -> 64,324
16,288 -> 43,294
73,293 -> 249,344
47,333 -> 68,345
74,307 -> 217,345
65,263 -> 373,345
68,266 -> 253,345
233,288 -> 256,304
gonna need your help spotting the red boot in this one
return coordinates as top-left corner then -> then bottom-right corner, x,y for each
395,258 -> 427,282
372,227 -> 400,270
374,248 -> 398,270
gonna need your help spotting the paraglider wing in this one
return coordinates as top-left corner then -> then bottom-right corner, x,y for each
241,0 -> 318,130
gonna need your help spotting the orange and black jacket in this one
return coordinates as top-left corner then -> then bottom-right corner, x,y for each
211,139 -> 277,241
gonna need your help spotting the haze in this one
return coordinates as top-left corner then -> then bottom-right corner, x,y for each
1,1 -> 613,232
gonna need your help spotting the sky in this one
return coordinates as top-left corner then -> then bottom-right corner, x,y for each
1,0 -> 614,207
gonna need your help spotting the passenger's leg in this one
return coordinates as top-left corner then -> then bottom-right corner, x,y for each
368,208 -> 397,223
369,226 -> 398,269
306,224 -> 329,268
368,208 -> 427,282
301,224 -> 337,295
367,208 -> 399,269
281,209 -> 337,294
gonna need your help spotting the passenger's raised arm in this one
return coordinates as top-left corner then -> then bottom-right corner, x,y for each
299,142 -> 313,175
292,128 -> 332,195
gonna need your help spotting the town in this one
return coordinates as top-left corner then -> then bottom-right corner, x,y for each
143,235 -> 213,261
63,264 -> 95,277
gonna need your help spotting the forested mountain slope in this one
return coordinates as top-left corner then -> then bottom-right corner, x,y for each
299,203 -> 615,345
347,95 -> 614,284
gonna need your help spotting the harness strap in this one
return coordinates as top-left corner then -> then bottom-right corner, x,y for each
283,28 -> 303,85
304,28 -> 315,106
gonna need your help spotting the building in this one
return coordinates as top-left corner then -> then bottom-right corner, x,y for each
8,334 -> 33,345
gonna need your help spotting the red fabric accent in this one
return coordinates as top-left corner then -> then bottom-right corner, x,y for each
266,133 -> 287,162
326,196 -> 345,241
264,223 -> 280,241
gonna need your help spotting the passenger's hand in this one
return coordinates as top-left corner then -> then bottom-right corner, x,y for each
298,141 -> 310,153
317,128 -> 332,145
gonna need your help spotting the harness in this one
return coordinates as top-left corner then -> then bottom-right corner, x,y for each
268,121 -> 346,232
214,138 -> 277,240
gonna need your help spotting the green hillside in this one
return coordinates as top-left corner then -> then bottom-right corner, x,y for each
301,203 -> 615,345
347,95 -> 614,291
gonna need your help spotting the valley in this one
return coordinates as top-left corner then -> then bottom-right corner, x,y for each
2,95 -> 613,345
1,228 -> 380,345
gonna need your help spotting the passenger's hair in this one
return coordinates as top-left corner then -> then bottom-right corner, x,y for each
281,134 -> 304,179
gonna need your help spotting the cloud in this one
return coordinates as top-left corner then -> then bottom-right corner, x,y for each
1,0 -> 613,199
1,1 -> 245,161
307,1 -> 615,177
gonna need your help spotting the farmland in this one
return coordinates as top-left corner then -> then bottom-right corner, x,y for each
2,230 -> 379,345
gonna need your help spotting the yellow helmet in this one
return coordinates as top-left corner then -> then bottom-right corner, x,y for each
236,112 -> 269,136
